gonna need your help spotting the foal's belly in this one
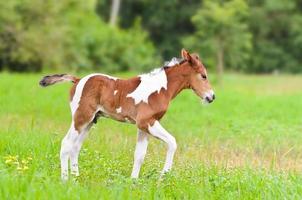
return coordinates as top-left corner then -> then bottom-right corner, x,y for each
96,105 -> 136,124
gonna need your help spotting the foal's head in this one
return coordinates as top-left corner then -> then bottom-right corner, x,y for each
181,49 -> 215,103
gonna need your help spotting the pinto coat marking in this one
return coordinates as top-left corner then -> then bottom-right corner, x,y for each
127,68 -> 168,104
39,49 -> 215,180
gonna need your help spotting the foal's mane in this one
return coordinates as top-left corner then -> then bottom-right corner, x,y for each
163,57 -> 186,68
143,57 -> 186,77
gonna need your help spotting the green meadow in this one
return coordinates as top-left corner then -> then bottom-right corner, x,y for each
0,73 -> 302,199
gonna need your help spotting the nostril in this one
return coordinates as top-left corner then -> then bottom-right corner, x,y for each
212,94 -> 215,100
205,96 -> 213,103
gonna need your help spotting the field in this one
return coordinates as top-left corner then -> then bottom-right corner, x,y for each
1,72 -> 302,199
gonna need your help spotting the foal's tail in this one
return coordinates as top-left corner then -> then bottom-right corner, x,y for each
39,74 -> 79,87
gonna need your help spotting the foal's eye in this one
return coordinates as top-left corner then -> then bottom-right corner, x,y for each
201,74 -> 207,80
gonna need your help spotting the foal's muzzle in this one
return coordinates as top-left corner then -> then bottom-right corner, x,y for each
203,90 -> 215,103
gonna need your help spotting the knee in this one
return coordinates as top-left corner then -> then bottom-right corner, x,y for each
168,137 -> 177,152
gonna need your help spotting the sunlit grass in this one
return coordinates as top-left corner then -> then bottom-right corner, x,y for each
0,72 -> 302,199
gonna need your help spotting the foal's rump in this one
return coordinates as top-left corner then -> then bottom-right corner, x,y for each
40,73 -> 118,132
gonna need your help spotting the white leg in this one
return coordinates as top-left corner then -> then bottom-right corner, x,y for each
131,129 -> 148,178
148,121 -> 177,175
60,123 -> 79,181
70,128 -> 89,176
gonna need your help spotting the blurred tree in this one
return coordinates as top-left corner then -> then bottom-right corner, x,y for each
0,0 -> 159,72
0,0 -> 65,71
248,0 -> 302,73
183,0 -> 251,80
109,0 -> 121,26
97,0 -> 201,59
2,0 -> 302,73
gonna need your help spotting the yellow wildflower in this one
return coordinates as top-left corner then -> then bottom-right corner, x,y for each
5,159 -> 12,164
22,159 -> 28,164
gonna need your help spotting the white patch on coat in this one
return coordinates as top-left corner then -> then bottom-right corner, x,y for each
114,90 -> 118,95
116,107 -> 122,113
70,73 -> 117,115
127,68 -> 167,104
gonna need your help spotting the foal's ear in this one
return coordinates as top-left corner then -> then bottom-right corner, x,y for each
181,48 -> 192,61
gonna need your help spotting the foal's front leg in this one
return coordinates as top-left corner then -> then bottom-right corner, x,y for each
131,129 -> 149,178
148,120 -> 177,175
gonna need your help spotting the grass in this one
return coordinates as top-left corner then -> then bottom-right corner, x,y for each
0,72 -> 302,199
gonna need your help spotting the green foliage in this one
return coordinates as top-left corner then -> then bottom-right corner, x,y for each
2,0 -> 302,73
0,0 -> 159,72
85,19 -> 161,72
248,0 -> 302,73
1,73 -> 302,198
99,0 -> 302,74
183,0 -> 252,71
97,0 -> 201,58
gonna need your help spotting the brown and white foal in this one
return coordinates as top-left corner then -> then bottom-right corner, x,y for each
40,49 -> 215,181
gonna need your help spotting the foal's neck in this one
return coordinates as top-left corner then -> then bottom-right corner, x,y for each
165,65 -> 189,100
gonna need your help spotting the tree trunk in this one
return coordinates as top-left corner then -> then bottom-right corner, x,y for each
216,46 -> 224,83
109,0 -> 121,26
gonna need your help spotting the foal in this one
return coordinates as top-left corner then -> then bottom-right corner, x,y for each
40,49 -> 215,180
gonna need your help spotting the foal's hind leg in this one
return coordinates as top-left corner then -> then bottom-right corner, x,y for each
60,106 -> 97,181
70,123 -> 93,176
60,123 -> 79,181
